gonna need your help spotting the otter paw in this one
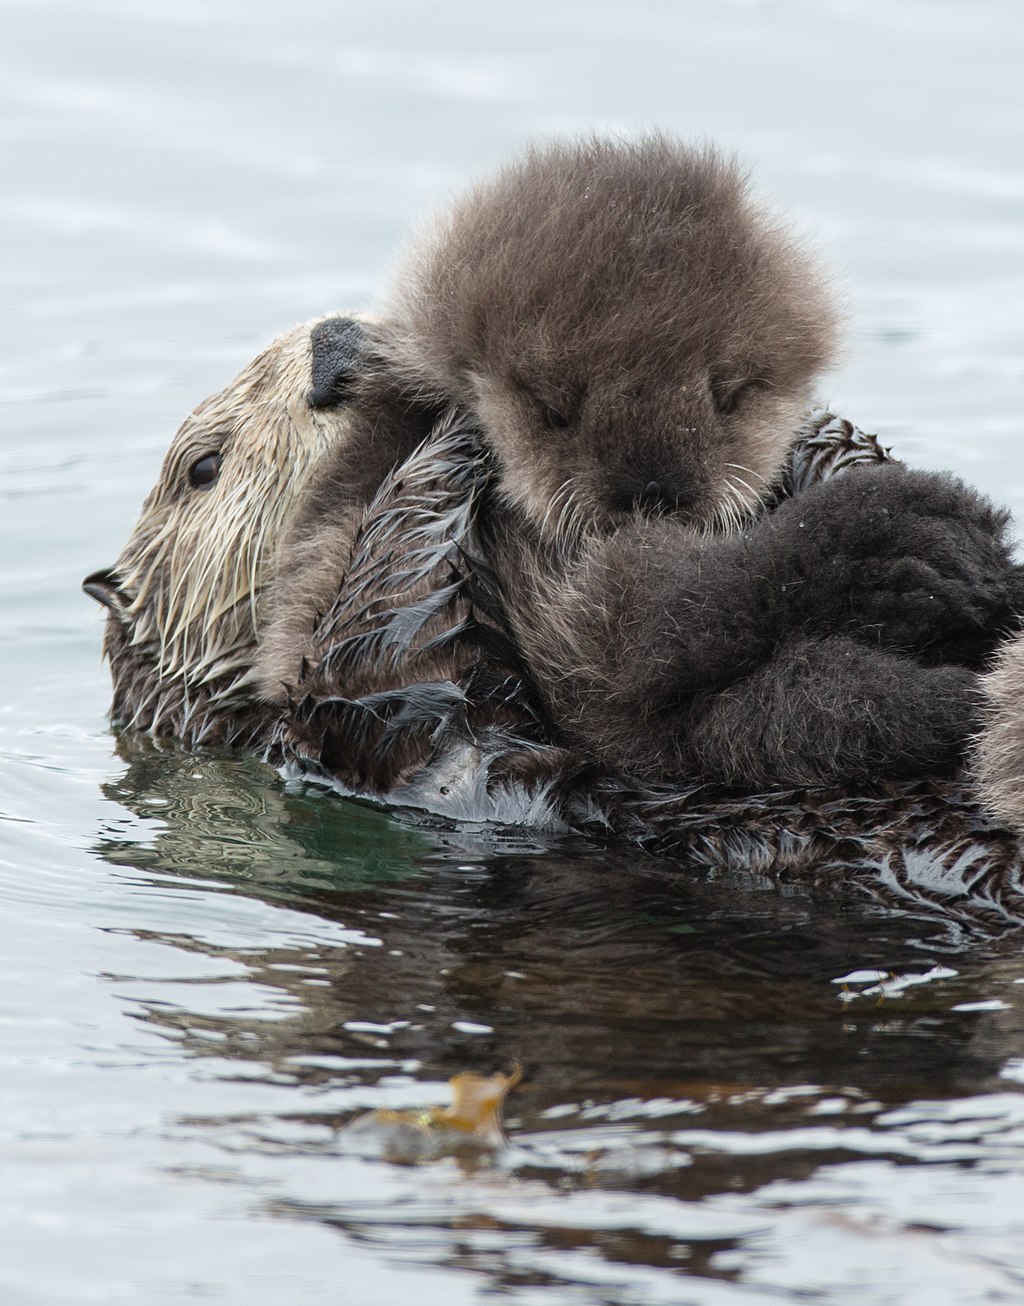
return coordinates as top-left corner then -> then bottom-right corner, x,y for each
771,464 -> 1018,661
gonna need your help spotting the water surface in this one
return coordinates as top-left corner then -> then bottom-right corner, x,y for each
3,1 -> 1024,1302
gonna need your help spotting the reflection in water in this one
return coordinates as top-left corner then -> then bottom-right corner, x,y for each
93,735 -> 1024,1300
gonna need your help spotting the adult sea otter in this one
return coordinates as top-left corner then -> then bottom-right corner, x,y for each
84,314 -> 1024,930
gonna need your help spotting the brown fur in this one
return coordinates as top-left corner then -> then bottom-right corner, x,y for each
84,319 -> 363,746
353,135 -> 839,545
972,628 -> 1024,829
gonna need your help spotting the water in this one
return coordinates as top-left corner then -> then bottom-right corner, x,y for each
3,1 -> 1024,1301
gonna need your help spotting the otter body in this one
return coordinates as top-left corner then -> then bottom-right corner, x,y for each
84,314 -> 1024,930
264,137 -> 1024,789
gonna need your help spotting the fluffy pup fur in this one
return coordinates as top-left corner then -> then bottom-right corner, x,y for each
276,135 -> 1024,789
312,138 -> 840,545
495,462 -> 1024,787
379,135 -> 839,539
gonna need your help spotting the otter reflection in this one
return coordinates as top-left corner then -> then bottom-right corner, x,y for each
88,734 -> 1024,1296
97,736 -> 1024,1114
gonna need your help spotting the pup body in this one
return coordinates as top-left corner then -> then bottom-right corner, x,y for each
275,137 -> 1022,787
498,461 -> 1018,787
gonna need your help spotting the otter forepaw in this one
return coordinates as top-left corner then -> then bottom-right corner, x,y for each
771,465 -> 1019,664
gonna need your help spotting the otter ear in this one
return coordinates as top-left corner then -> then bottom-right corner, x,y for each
308,317 -> 368,408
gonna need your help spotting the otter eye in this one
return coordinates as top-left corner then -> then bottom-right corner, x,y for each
713,379 -> 763,417
188,453 -> 223,489
541,405 -> 570,431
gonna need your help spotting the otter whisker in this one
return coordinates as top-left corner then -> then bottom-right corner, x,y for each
724,470 -> 760,507
725,461 -> 770,489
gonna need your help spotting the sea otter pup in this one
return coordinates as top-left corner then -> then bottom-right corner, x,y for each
264,136 -> 1024,789
264,138 -> 839,613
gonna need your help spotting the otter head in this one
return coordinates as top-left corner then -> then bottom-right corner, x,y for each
83,316 -> 367,745
384,135 -> 839,546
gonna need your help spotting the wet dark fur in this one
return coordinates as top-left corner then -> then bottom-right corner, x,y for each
270,137 -> 1024,789
273,413 -> 1024,932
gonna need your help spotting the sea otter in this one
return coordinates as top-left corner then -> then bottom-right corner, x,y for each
83,323 -> 1024,930
263,138 -> 838,636
263,136 -> 1024,789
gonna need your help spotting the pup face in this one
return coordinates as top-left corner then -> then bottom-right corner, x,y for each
82,318 -> 360,742
468,339 -> 813,543
387,136 -> 839,543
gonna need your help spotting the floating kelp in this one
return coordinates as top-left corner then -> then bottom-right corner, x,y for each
340,1067 -> 521,1164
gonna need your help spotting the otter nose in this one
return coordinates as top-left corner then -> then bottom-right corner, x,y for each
83,567 -> 123,612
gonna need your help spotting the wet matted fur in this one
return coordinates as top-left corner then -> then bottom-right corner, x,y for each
84,317 -> 367,747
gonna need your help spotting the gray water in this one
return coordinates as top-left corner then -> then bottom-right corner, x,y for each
3,1 -> 1024,1302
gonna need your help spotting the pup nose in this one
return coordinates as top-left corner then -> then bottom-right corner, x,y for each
639,480 -> 663,508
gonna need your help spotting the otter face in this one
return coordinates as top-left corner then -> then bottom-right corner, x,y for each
385,135 -> 839,548
83,317 -> 366,744
469,350 -> 812,543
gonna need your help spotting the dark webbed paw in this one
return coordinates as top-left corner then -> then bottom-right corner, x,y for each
767,464 -> 1019,665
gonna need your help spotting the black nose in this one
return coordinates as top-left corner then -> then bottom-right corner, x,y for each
83,567 -> 122,612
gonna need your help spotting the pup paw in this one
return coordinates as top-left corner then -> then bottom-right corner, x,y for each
769,465 -> 1019,663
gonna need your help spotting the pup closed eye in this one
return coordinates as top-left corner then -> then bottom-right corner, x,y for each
541,404 -> 571,431
712,378 -> 767,417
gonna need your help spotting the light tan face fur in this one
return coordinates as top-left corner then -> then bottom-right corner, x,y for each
92,319 -> 358,740
972,631 -> 1024,832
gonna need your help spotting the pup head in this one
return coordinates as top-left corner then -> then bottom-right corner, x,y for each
386,135 -> 839,541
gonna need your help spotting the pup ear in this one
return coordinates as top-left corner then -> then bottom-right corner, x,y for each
308,316 -> 368,407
